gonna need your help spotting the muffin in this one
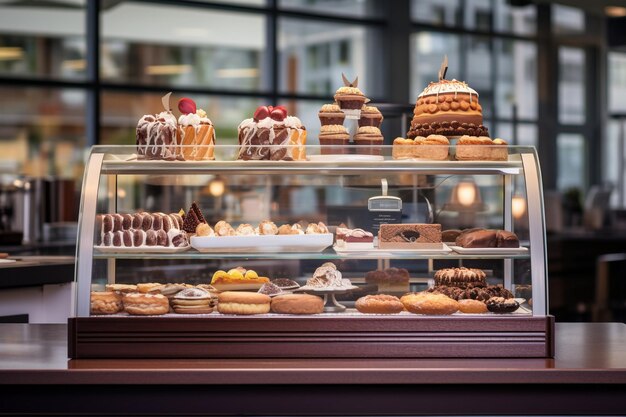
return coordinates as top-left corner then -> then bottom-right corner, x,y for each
319,124 -> 350,155
318,103 -> 345,126
358,105 -> 383,128
354,126 -> 384,155
334,86 -> 367,110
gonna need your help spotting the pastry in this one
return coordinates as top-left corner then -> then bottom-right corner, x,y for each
496,230 -> 520,248
171,287 -> 214,314
236,223 -> 256,236
177,97 -> 216,161
378,223 -> 442,249
210,268 -> 270,290
195,222 -> 215,237
214,220 -> 236,237
365,267 -> 409,284
136,93 -> 181,161
455,136 -> 508,161
182,202 -> 206,234
515,284 -> 532,300
137,283 -> 162,293
257,282 -> 285,297
305,222 -> 329,234
455,229 -> 519,248
415,135 -> 450,160
401,292 -> 459,315
427,284 -> 513,301
407,74 -> 489,139
90,291 -> 123,315
486,297 -> 520,313
277,223 -> 304,235
334,74 -> 367,110
270,278 -> 300,290
105,283 -> 137,294
354,126 -> 383,155
99,212 -> 189,248
217,291 -> 271,315
122,293 -> 169,315
257,220 -> 278,235
238,105 -> 307,161
442,229 -> 462,242
319,124 -> 350,155
271,294 -> 324,314
358,105 -> 383,128
457,299 -> 488,314
434,267 -> 486,288
147,283 -> 188,299
392,137 -> 415,159
318,103 -> 345,126
301,262 -> 354,290
337,228 -> 374,250
355,294 -> 404,314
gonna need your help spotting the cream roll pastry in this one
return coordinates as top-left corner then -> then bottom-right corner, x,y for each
237,105 -> 307,161
98,212 -> 189,248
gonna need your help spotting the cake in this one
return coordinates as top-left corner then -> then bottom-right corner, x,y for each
136,93 -> 181,161
177,97 -> 216,161
407,59 -> 488,138
455,136 -> 508,161
358,105 -> 383,128
98,212 -> 189,249
378,223 -> 442,249
301,262 -> 354,290
336,228 -> 374,250
433,267 -> 486,288
181,202 -> 206,234
318,104 -> 346,126
365,267 -> 409,293
319,124 -> 350,155
238,105 -> 306,161
455,229 -> 519,248
392,135 -> 449,160
354,126 -> 384,155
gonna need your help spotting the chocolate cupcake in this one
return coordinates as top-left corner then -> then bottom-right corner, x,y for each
334,86 -> 367,110
318,103 -> 345,126
354,126 -> 384,155
358,105 -> 383,128
319,124 -> 350,155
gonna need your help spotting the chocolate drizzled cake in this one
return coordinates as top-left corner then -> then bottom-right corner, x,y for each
434,267 -> 486,288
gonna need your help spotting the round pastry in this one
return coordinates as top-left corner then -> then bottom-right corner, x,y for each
217,291 -> 271,315
271,294 -> 324,314
257,220 -> 278,235
318,103 -> 346,126
171,287 -> 214,314
122,293 -> 169,315
137,283 -> 162,293
434,267 -> 486,288
355,294 -> 404,314
195,222 -> 214,237
90,291 -> 123,315
214,220 -> 235,237
486,297 -> 520,314
457,299 -> 488,314
105,283 -> 137,294
236,223 -> 256,236
400,292 -> 459,315
334,85 -> 367,110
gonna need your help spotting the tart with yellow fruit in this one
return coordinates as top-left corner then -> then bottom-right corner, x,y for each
210,267 -> 270,291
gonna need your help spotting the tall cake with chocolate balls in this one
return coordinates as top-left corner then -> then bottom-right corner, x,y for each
136,93 -> 181,161
408,56 -> 489,139
238,105 -> 307,161
177,97 -> 216,161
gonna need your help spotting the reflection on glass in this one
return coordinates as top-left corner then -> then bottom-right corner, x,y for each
410,32 -> 460,98
465,35 -> 492,118
557,133 -> 585,191
0,87 -> 86,181
100,92 -> 264,145
494,0 -> 536,35
495,39 -> 537,120
608,52 -> 626,113
101,2 -> 266,91
0,1 -> 86,79
411,0 -> 461,27
280,0 -> 384,18
558,46 -> 586,125
605,119 -> 626,206
278,18 -> 384,98
552,4 -> 585,34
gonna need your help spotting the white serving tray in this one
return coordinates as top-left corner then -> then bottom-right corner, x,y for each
449,246 -> 528,255
191,233 -> 333,253
333,243 -> 452,256
94,245 -> 190,254
307,155 -> 384,162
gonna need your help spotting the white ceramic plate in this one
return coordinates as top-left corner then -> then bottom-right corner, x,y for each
307,155 -> 384,162
191,233 -> 333,253
449,246 -> 528,255
94,245 -> 190,254
333,243 -> 452,256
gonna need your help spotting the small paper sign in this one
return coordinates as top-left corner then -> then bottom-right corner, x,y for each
438,55 -> 448,81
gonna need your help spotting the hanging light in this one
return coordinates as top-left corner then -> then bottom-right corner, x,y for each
446,179 -> 484,211
512,195 -> 527,219
208,177 -> 225,197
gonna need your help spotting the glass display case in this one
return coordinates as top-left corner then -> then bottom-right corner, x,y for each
69,144 -> 553,359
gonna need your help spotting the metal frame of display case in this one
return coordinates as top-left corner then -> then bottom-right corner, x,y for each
70,145 -> 553,359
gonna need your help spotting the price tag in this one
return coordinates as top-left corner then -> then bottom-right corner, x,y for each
368,179 -> 402,235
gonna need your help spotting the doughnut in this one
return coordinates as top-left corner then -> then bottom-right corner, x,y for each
271,294 -> 324,314
486,297 -> 520,314
217,291 -> 271,315
400,292 -> 459,315
355,294 -> 404,314
90,291 -> 123,315
457,299 -> 488,314
122,293 -> 169,315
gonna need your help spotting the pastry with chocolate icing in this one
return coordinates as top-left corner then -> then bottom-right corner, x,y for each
455,229 -> 519,248
434,267 -> 486,288
136,93 -> 181,161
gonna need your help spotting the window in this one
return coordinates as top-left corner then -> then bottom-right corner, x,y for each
552,4 -> 585,35
558,47 -> 586,125
557,133 -> 586,192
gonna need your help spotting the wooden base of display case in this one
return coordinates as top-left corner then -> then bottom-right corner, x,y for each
69,315 -> 555,359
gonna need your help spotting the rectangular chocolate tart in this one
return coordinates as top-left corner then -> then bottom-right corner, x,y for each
378,223 -> 442,249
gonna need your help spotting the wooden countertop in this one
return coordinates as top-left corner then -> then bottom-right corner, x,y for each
0,322 -> 625,415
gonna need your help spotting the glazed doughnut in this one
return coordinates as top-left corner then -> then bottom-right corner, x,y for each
400,292 -> 459,315
217,291 -> 271,315
271,294 -> 324,314
355,294 -> 404,314
90,291 -> 123,315
457,299 -> 488,314
122,293 -> 169,315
